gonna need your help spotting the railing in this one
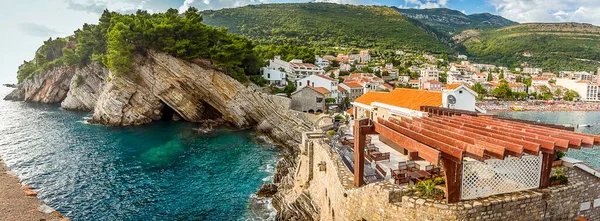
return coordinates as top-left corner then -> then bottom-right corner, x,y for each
461,154 -> 543,200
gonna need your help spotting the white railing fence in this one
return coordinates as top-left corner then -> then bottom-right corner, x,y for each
461,154 -> 542,200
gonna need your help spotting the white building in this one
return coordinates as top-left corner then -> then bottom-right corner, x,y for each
315,56 -> 330,69
523,67 -> 543,75
296,75 -> 339,101
288,62 -> 325,82
421,66 -> 441,81
442,84 -> 484,113
262,67 -> 287,86
556,79 -> 600,102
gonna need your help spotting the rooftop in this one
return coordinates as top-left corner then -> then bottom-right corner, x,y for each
308,86 -> 331,95
355,88 -> 442,111
291,63 -> 318,69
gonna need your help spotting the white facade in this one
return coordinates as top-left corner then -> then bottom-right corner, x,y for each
288,62 -> 325,82
442,85 -> 480,112
261,67 -> 287,86
296,75 -> 339,100
422,66 -> 441,81
556,79 -> 600,102
315,56 -> 329,69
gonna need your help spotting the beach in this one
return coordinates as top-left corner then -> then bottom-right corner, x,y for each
478,101 -> 600,112
0,158 -> 64,221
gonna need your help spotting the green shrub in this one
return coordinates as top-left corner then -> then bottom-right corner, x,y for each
433,177 -> 445,185
326,130 -> 336,137
414,180 -> 444,199
550,167 -> 568,185
554,151 -> 565,161
334,115 -> 345,121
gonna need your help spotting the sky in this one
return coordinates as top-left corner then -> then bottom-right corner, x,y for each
1,0 -> 600,83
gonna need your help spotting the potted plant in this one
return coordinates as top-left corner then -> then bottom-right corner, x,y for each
550,167 -> 568,186
553,151 -> 565,167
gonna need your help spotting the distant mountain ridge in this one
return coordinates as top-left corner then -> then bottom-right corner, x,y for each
457,22 -> 600,72
202,3 -> 454,53
396,8 -> 517,34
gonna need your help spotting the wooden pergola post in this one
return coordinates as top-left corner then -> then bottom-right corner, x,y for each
539,151 -> 555,188
442,157 -> 463,203
353,118 -> 370,187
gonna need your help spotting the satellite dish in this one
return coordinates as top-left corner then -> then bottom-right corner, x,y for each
448,95 -> 457,105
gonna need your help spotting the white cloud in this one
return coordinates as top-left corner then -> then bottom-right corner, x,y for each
489,0 -> 600,25
404,0 -> 449,9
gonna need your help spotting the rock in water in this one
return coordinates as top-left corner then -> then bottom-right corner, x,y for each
257,184 -> 278,197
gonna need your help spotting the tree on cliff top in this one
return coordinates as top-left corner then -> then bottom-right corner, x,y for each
16,7 -> 263,84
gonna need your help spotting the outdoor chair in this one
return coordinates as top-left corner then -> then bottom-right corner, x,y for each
398,161 -> 408,173
406,161 -> 419,172
395,173 -> 410,185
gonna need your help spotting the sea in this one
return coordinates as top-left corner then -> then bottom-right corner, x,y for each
0,86 -> 278,221
499,111 -> 600,168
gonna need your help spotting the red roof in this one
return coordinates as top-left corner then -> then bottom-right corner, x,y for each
338,86 -> 347,92
383,83 -> 393,89
355,89 -> 442,111
427,80 -> 442,84
343,82 -> 363,88
308,86 -> 331,95
409,80 -> 419,83
444,83 -> 462,90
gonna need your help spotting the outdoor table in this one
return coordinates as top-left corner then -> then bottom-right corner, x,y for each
408,171 -> 425,180
416,170 -> 431,179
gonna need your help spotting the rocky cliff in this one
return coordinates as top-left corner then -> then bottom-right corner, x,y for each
4,66 -> 75,103
4,51 -> 315,219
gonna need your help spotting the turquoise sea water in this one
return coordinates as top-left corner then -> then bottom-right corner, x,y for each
0,87 -> 278,220
499,111 -> 600,169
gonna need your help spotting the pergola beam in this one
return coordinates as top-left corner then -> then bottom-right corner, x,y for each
373,122 -> 441,164
408,117 -> 524,157
434,116 -> 559,153
458,115 -> 583,149
389,117 -> 506,160
377,118 -> 464,162
422,117 -> 541,155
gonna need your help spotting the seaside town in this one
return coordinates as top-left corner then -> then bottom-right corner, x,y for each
260,50 -> 600,114
3,2 -> 600,221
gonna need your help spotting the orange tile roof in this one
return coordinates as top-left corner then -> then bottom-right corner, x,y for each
354,89 -> 442,111
338,86 -> 347,92
354,91 -> 388,106
378,89 -> 442,111
383,83 -> 393,89
532,77 -> 549,81
346,108 -> 353,115
409,80 -> 419,83
443,83 -> 462,90
576,80 -> 591,84
343,82 -> 363,88
308,86 -> 331,95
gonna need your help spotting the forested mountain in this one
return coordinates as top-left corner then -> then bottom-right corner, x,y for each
396,8 -> 517,34
202,3 -> 454,53
457,23 -> 600,72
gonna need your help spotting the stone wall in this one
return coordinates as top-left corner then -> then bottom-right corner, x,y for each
293,138 -> 600,221
563,158 -> 600,220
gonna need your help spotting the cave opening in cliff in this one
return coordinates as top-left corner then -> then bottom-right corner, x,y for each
160,103 -> 177,121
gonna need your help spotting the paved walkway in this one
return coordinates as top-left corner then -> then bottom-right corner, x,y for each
0,158 -> 62,221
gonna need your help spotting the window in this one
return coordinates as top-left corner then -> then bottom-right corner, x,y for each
267,73 -> 271,78
316,97 -> 323,103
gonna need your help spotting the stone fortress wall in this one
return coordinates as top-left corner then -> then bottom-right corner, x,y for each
291,134 -> 600,221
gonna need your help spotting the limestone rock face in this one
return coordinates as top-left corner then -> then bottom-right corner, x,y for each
90,51 -> 311,146
61,62 -> 109,111
4,66 -> 75,103
90,75 -> 164,126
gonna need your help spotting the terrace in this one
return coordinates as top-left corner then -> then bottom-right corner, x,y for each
342,106 -> 600,203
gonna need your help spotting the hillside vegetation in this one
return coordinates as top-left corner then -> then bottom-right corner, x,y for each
458,23 -> 600,72
17,8 -> 262,83
396,8 -> 516,34
202,3 -> 453,53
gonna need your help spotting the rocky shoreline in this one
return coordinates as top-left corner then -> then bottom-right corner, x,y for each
3,51 -> 316,220
0,158 -> 68,221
